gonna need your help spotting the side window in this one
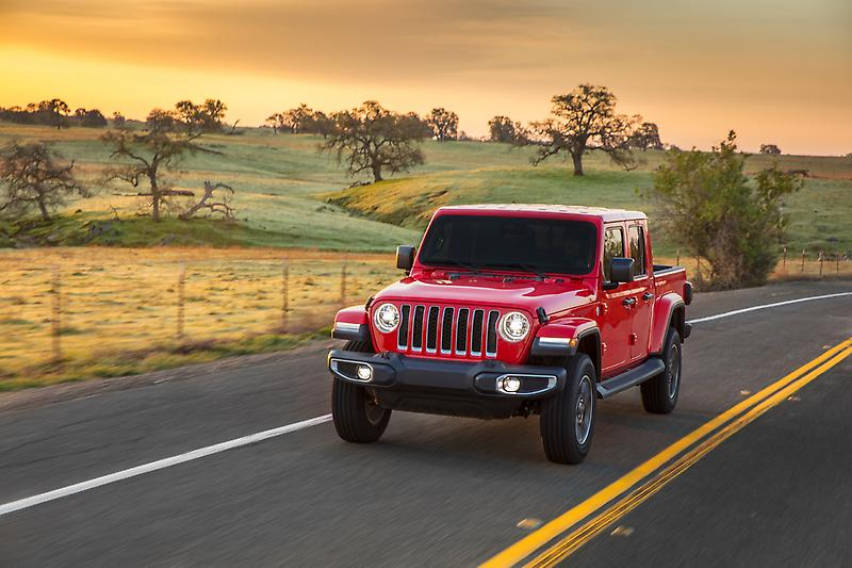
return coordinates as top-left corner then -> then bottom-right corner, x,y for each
628,225 -> 647,276
603,226 -> 624,281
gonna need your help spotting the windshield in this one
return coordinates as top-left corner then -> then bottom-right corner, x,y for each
418,214 -> 597,275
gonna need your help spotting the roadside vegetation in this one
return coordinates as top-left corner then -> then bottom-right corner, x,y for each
648,131 -> 803,289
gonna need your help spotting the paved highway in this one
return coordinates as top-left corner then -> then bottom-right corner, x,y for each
1,280 -> 850,567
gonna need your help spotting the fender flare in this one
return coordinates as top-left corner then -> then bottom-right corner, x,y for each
331,306 -> 370,342
531,318 -> 602,380
650,293 -> 686,354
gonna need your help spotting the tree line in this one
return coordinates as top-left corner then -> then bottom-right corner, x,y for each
0,99 -> 121,130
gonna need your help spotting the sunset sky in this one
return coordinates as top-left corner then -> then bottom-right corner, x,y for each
1,0 -> 850,155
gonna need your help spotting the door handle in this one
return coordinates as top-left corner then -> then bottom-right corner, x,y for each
622,297 -> 637,308
643,292 -> 654,301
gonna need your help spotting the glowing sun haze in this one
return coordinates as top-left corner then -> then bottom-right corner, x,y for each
1,0 -> 850,155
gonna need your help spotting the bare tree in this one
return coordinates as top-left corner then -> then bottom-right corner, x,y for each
322,101 -> 427,182
179,181 -> 235,220
529,84 -> 639,176
102,123 -> 213,222
0,142 -> 88,221
427,107 -> 459,141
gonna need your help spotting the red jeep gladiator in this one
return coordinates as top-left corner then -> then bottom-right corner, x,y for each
328,205 -> 692,464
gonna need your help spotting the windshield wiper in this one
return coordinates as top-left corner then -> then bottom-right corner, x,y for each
487,263 -> 548,279
427,259 -> 483,274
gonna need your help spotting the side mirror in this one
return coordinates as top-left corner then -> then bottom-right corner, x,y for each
396,245 -> 415,272
609,257 -> 635,284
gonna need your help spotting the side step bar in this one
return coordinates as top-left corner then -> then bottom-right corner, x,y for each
596,358 -> 665,399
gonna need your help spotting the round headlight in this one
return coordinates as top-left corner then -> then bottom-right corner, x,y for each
373,303 -> 400,333
499,311 -> 530,342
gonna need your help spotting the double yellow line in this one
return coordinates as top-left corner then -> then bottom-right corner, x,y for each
482,338 -> 852,568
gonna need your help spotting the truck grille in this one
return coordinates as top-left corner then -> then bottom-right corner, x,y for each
397,304 -> 500,358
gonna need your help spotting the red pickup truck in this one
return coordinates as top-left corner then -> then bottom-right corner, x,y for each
328,205 -> 692,464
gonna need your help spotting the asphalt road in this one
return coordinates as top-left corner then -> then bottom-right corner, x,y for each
1,279 -> 850,567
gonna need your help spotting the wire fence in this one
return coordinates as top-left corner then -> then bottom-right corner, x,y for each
1,246 -> 849,375
1,254 -> 399,376
671,246 -> 851,287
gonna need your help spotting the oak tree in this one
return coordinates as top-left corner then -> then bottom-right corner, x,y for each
102,123 -> 213,222
427,108 -> 459,141
38,99 -> 70,129
0,142 -> 88,221
322,101 -> 427,182
628,122 -> 663,150
529,84 -> 639,176
488,115 -> 525,143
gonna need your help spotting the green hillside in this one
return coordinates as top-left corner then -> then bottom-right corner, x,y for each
1,123 -> 850,255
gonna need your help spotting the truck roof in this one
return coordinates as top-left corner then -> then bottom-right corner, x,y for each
437,204 -> 647,223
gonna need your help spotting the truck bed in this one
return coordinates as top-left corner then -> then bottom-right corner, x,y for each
652,264 -> 689,300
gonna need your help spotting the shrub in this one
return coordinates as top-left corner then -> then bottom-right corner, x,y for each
649,131 -> 802,289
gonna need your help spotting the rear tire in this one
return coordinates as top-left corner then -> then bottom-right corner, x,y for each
332,340 -> 391,443
540,354 -> 596,464
641,327 -> 682,414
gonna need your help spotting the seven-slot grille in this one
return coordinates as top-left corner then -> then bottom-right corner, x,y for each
396,304 -> 501,358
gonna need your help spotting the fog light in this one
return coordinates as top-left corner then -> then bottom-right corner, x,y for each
356,364 -> 373,381
502,376 -> 522,393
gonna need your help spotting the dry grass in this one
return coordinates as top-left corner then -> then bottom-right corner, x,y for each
2,246 -> 849,390
1,246 -> 399,387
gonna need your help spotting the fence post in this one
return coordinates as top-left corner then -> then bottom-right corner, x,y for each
676,249 -> 680,266
819,251 -> 824,277
801,249 -> 806,273
177,262 -> 186,342
837,252 -> 841,274
51,265 -> 62,367
340,257 -> 348,307
281,258 -> 289,333
694,256 -> 703,288
782,246 -> 787,273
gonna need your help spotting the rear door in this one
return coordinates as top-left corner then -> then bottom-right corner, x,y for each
627,223 -> 653,361
599,224 -> 632,373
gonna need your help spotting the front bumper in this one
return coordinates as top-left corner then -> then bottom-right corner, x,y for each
327,350 -> 567,419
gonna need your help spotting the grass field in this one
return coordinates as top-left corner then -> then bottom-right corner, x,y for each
1,123 -> 850,255
0,247 -> 400,389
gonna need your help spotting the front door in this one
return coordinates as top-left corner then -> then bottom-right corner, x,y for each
598,225 -> 632,374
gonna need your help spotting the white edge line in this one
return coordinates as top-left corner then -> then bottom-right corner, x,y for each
687,291 -> 852,324
3,290 -> 850,518
0,414 -> 332,517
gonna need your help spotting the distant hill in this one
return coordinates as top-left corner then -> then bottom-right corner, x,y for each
1,122 -> 850,255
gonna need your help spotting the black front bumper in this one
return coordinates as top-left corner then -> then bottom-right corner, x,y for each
327,350 -> 567,419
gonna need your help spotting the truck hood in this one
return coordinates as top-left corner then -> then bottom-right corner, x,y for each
374,272 -> 597,316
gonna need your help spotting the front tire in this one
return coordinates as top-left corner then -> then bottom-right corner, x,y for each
540,354 -> 596,464
641,327 -> 682,414
332,340 -> 391,443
